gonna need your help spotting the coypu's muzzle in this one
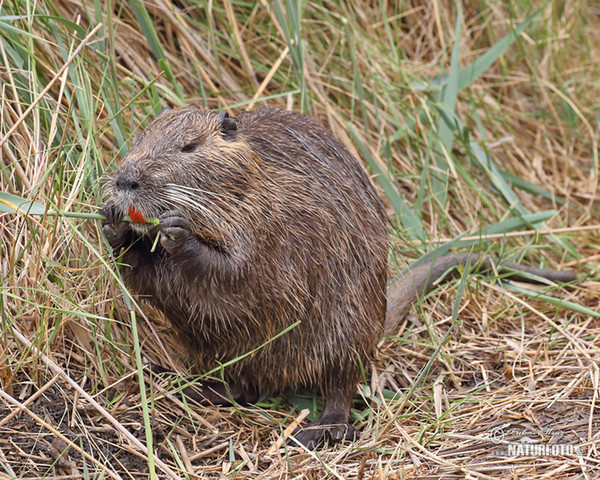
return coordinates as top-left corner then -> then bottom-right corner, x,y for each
109,163 -> 160,235
114,171 -> 141,193
111,167 -> 142,212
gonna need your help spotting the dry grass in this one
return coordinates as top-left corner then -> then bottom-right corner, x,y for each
1,0 -> 599,478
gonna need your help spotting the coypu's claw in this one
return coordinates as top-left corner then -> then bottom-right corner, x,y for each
100,204 -> 130,250
288,414 -> 359,449
159,209 -> 191,253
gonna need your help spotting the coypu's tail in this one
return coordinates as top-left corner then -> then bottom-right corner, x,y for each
384,253 -> 576,335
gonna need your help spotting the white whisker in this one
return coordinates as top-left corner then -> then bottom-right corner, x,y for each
163,186 -> 241,227
167,183 -> 239,203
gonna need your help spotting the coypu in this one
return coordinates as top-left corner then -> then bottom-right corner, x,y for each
101,107 -> 575,449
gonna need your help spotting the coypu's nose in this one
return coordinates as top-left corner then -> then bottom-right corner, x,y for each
115,172 -> 140,192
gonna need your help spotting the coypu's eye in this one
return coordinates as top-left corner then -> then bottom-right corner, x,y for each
181,143 -> 198,153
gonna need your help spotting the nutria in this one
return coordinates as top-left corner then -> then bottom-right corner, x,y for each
101,107 -> 575,449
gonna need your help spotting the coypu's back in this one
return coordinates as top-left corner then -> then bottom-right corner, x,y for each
105,107 -> 389,394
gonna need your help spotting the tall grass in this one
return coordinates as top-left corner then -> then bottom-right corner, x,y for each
1,1 -> 598,478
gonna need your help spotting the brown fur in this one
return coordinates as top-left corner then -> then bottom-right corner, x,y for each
101,107 -> 575,448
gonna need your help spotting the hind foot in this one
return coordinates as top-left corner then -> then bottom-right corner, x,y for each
148,364 -> 259,406
288,412 -> 359,449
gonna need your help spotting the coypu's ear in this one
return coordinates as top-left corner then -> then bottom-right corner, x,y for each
157,106 -> 171,117
218,111 -> 238,141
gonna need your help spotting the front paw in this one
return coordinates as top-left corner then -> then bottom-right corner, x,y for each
100,204 -> 130,250
159,210 -> 191,253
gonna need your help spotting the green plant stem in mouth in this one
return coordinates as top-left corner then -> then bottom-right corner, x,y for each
42,210 -> 159,226
0,193 -> 160,225
122,214 -> 160,226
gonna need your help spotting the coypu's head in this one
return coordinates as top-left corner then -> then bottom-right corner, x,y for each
107,108 -> 261,241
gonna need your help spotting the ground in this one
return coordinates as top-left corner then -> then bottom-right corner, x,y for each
1,0 -> 599,478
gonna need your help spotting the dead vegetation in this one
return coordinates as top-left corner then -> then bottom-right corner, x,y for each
1,0 -> 599,478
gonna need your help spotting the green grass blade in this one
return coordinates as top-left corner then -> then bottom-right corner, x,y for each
407,254 -> 473,396
463,124 -> 528,215
506,283 -> 600,319
129,310 -> 157,480
456,8 -> 541,91
0,192 -> 47,215
272,0 -> 310,113
128,0 -> 183,99
404,210 -> 558,272
438,2 -> 462,153
414,7 -> 542,93
499,169 -> 565,204
429,4 -> 462,209
346,124 -> 426,240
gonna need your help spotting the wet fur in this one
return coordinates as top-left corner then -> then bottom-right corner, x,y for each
102,107 -> 575,448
